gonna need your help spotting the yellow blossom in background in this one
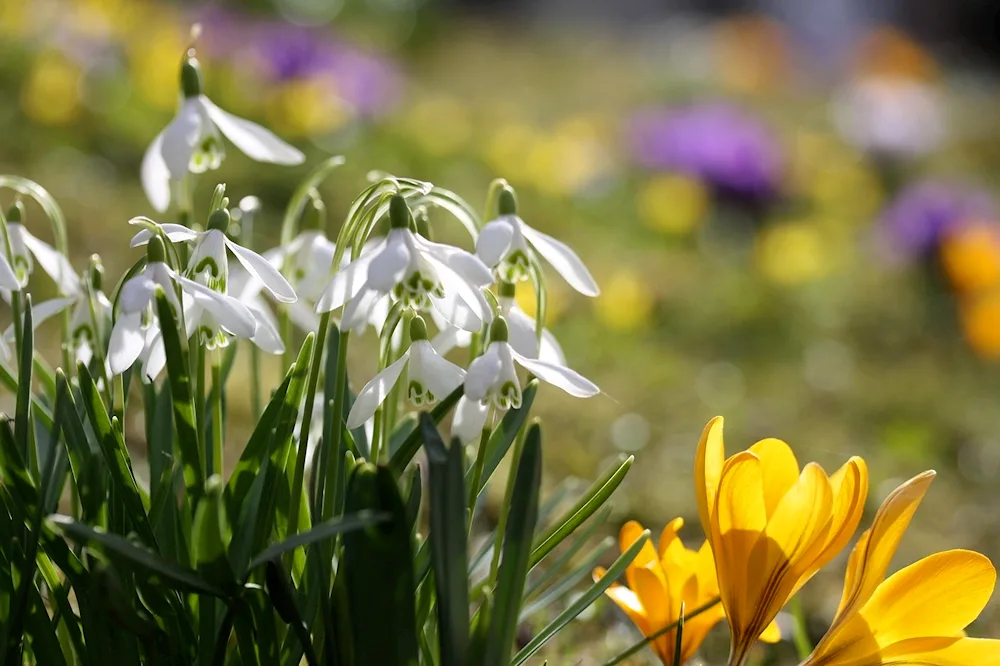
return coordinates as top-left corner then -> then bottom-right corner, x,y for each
695,417 -> 868,666
127,17 -> 188,110
593,519 -> 741,665
485,122 -> 538,183
21,51 -> 82,126
638,174 -> 708,236
853,26 -> 939,82
755,222 -> 835,285
401,95 -> 472,157
515,280 -> 566,325
959,291 -> 1000,359
0,0 -> 29,36
525,117 -> 613,196
267,78 -> 350,137
802,471 -> 1000,666
72,0 -> 143,40
940,223 -> 1000,294
713,15 -> 791,94
594,270 -> 654,332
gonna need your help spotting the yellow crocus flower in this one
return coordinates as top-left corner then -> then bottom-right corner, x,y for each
802,470 -> 1000,666
593,519 -> 779,665
695,416 -> 868,666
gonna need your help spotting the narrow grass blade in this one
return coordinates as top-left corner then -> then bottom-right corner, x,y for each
388,386 -> 463,476
247,510 -> 386,571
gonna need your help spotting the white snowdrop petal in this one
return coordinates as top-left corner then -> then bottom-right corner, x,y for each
425,255 -> 491,332
108,311 -> 145,375
177,276 -> 256,339
430,290 -> 484,334
464,343 -> 503,402
287,300 -> 321,333
20,229 -> 79,295
539,328 -> 566,366
410,341 -> 465,398
315,247 -> 379,313
247,303 -> 285,354
141,330 -> 167,382
367,231 -> 412,292
119,275 -> 157,313
27,297 -> 76,330
201,97 -> 305,165
431,325 -> 472,356
0,256 -> 18,292
476,219 -> 515,268
452,396 -> 489,444
226,238 -> 297,303
518,222 -> 599,297
141,131 -> 171,212
511,348 -> 599,398
341,286 -> 382,333
412,235 -> 494,287
160,100 -> 203,179
129,223 -> 198,247
346,351 -> 410,429
505,307 -> 540,359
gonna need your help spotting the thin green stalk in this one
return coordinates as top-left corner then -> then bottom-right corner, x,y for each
790,596 -> 813,660
371,406 -> 384,466
250,340 -> 262,422
601,597 -> 721,666
488,422 -> 523,582
279,309 -> 293,370
211,355 -> 224,479
287,312 -> 331,537
194,344 -> 208,476
467,411 -> 494,532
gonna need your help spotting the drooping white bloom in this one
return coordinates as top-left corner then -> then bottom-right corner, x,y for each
108,236 -> 256,379
129,210 -> 297,304
228,267 -> 285,354
476,187 -> 599,297
140,55 -> 304,212
432,282 -> 565,365
0,294 -> 75,364
346,316 -> 466,429
453,316 -> 598,442
32,264 -> 113,367
316,195 -> 493,333
4,216 -> 78,295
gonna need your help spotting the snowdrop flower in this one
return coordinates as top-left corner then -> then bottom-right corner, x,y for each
0,294 -> 75,365
433,281 -> 565,365
4,201 -> 78,295
130,209 -> 297,304
346,316 -> 465,429
317,194 -> 493,333
454,316 -> 598,442
477,186 -> 599,297
140,52 -> 304,212
109,236 -> 256,379
228,267 -> 284,354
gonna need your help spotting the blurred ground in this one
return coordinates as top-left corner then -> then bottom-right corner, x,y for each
3,0 -> 1000,662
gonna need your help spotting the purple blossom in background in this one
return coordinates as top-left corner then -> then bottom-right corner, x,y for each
628,103 -> 785,200
878,180 -> 996,260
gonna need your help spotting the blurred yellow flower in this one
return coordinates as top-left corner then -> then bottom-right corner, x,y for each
128,20 -> 188,110
959,291 -> 1000,359
695,417 -> 868,666
485,122 -> 537,182
940,223 -> 1000,294
755,222 -> 835,285
515,280 -> 565,325
402,95 -> 472,157
638,174 -> 707,235
592,519 -> 734,666
267,78 -> 349,137
594,270 -> 654,332
802,471 -> 1000,666
527,118 -> 612,196
21,51 -> 82,126
854,26 -> 938,82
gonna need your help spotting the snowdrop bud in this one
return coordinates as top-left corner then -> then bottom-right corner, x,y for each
414,207 -> 432,240
88,255 -> 104,291
180,53 -> 203,99
498,280 -> 516,298
147,236 -> 166,263
389,194 -> 412,230
489,316 -> 509,343
409,315 -> 429,341
209,184 -> 227,212
303,191 -> 326,231
498,186 -> 518,216
5,201 -> 24,224
207,208 -> 230,233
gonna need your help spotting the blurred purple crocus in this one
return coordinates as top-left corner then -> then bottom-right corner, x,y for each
628,103 -> 785,201
878,180 -> 996,260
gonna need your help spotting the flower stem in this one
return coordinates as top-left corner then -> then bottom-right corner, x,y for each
466,410 -> 494,533
193,343 -> 208,476
489,419 -> 522,582
791,595 -> 813,660
320,333 -> 349,521
249,339 -> 262,423
211,354 -> 224,479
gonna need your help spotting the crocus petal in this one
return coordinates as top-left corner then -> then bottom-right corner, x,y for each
200,97 -> 304,165
464,344 -> 504,402
141,130 -> 171,212
315,247 -> 379,313
108,311 -> 145,374
346,351 -> 410,429
161,99 -> 203,179
19,228 -> 79,294
747,438 -> 800,518
452,395 -> 489,444
877,637 -> 1000,666
695,416 -> 726,546
0,255 -> 20,291
476,218 -> 514,268
510,348 -> 599,398
593,567 -> 652,636
367,230 -> 412,292
518,221 -> 599,296
630,566 -> 674,659
226,238 -> 297,303
409,340 -> 465,399
759,621 -> 782,643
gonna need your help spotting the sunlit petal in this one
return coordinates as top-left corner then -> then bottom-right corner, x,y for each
346,351 -> 410,429
201,96 -> 304,165
519,220 -> 599,296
